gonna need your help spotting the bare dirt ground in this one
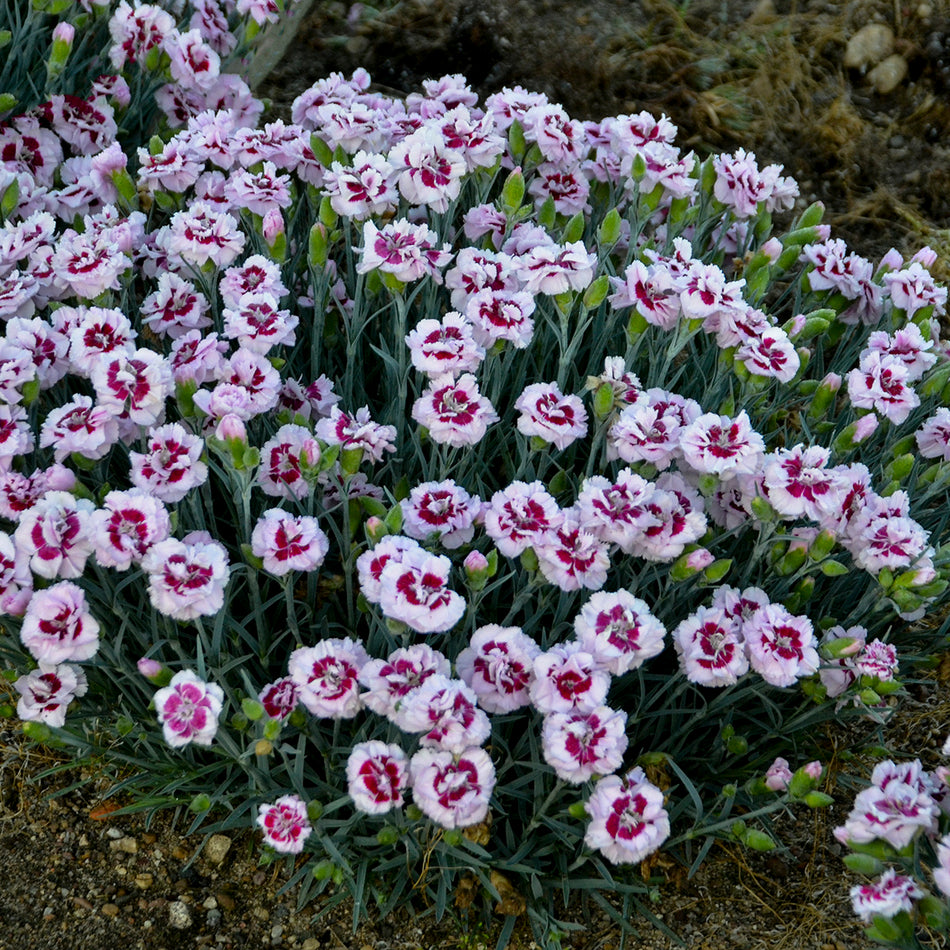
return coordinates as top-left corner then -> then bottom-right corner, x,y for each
3,1 -> 950,948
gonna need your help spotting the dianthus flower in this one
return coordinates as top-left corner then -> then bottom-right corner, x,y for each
20,581 -> 100,665
377,547 -> 466,634
141,537 -> 230,621
882,260 -> 948,318
315,406 -> 397,463
388,126 -> 466,212
258,677 -> 299,721
534,511 -> 611,592
15,490 -> 95,580
411,373 -> 498,447
762,444 -> 844,522
573,591 -> 666,675
257,424 -> 321,501
679,410 -> 765,480
322,151 -> 398,219
736,326 -> 801,383
288,638 -> 369,719
356,219 -> 453,284
463,289 -> 537,348
584,767 -> 670,865
39,395 -> 119,464
743,603 -> 818,688
256,795 -> 312,854
850,869 -> 923,923
405,312 -> 485,378
358,643 -> 450,725
90,488 -> 171,571
140,273 -> 211,339
455,625 -> 541,714
515,382 -> 588,450
160,202 -> 246,269
530,641 -> 611,714
154,669 -> 224,748
673,606 -> 748,687
516,240 -> 596,295
251,509 -> 329,576
834,759 -> 939,850
575,470 -> 657,552
399,675 -> 491,752
634,473 -> 707,563
400,479 -> 483,549
607,259 -> 683,330
90,347 -> 172,427
66,306 -> 136,376
347,741 -> 409,815
409,746 -> 495,829
14,663 -> 87,727
483,480 -> 562,558
542,704 -> 629,783
915,407 -> 950,461
129,423 -> 208,503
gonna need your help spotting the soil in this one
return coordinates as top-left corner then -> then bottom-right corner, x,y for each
3,1 -> 950,948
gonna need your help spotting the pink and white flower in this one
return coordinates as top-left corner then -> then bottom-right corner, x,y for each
575,469 -> 657,552
90,489 -> 170,570
484,481 -> 562,558
530,642 -> 611,714
542,705 -> 628,783
673,606 -> 748,687
257,424 -> 321,501
356,219 -> 453,284
850,869 -> 923,923
256,794 -> 312,854
411,373 -> 498,447
915,407 -> 950,461
679,411 -> 765,480
534,511 -> 611,592
378,547 -> 466,634
405,312 -> 485,378
455,625 -> 541,714
515,382 -> 588,450
258,677 -> 299,721
400,479 -> 483,549
15,491 -> 95,580
347,741 -> 409,815
288,638 -> 369,718
409,746 -> 495,829
584,767 -> 670,865
90,348 -> 172,427
315,406 -> 397,464
834,759 -> 939,850
359,643 -> 451,725
14,663 -> 88,727
400,675 -> 491,752
154,669 -> 224,748
130,423 -> 208,504
19,581 -> 100,665
573,591 -> 666,675
251,509 -> 329,575
743,603 -> 818,688
141,537 -> 230,621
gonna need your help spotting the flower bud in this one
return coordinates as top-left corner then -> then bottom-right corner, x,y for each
215,413 -> 247,444
365,516 -> 386,544
463,550 -> 491,591
49,22 -> 75,73
760,237 -> 782,263
764,756 -> 792,791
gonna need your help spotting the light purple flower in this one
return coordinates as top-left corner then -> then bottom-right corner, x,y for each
14,490 -> 95,580
154,670 -> 224,748
90,489 -> 171,571
743,603 -> 818,688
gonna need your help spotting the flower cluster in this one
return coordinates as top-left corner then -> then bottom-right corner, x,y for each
3,14 -> 950,940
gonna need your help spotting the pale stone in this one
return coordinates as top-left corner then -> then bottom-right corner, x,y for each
868,54 -> 908,94
843,23 -> 894,71
203,833 -> 232,867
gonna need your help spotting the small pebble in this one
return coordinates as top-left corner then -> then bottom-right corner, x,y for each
110,837 -> 138,854
301,941 -> 319,950
134,873 -> 153,890
868,53 -> 908,94
204,834 -> 232,867
101,903 -> 120,918
168,900 -> 193,930
207,909 -> 223,928
843,23 -> 894,71
105,827 -> 123,840
271,924 -> 284,940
